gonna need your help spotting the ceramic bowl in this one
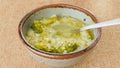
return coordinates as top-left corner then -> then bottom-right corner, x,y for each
18,4 -> 101,67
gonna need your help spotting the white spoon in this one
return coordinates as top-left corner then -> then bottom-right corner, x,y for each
53,18 -> 120,33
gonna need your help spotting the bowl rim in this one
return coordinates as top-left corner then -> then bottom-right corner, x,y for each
18,4 -> 102,59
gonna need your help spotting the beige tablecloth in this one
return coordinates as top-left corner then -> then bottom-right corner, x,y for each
0,0 -> 120,68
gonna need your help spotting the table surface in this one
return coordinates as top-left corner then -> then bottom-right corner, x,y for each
0,0 -> 120,68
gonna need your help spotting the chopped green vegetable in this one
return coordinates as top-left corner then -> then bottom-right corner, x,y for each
65,43 -> 79,53
31,20 -> 43,33
40,15 -> 57,25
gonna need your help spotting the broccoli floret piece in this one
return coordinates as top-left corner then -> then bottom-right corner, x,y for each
31,20 -> 43,33
65,43 -> 78,53
57,46 -> 66,53
57,41 -> 79,53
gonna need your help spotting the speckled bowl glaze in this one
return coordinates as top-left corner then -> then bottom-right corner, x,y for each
18,4 -> 101,67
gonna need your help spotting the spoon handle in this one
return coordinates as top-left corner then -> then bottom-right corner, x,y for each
80,18 -> 120,31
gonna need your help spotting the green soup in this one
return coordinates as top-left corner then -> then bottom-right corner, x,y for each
25,15 -> 94,54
